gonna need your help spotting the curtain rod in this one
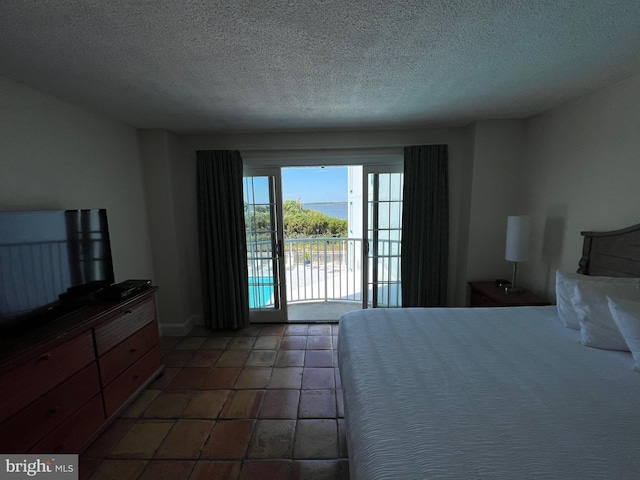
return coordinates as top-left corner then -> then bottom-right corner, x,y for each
237,146 -> 404,155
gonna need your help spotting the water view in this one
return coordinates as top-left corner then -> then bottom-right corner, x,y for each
304,202 -> 348,219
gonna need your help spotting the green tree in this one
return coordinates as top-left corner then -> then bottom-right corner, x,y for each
244,204 -> 272,241
283,199 -> 304,215
247,200 -> 347,239
283,203 -> 347,238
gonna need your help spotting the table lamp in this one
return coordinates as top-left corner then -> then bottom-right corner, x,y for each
505,215 -> 530,293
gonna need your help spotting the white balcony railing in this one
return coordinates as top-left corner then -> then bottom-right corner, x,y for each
284,238 -> 362,304
247,237 -> 362,308
247,237 -> 401,309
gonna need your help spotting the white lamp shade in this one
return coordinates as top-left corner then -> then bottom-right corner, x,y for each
505,215 -> 531,262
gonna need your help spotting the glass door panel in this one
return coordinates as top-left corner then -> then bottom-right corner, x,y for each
364,169 -> 403,308
243,169 -> 287,323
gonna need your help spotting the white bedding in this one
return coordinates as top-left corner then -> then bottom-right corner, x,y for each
338,306 -> 640,479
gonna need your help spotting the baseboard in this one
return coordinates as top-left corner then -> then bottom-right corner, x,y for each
158,314 -> 203,336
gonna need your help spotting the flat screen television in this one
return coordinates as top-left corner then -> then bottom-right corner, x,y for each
0,209 -> 115,334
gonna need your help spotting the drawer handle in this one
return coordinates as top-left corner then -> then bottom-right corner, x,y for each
37,353 -> 52,362
130,348 -> 138,354
132,374 -> 140,381
53,442 -> 66,453
49,406 -> 60,415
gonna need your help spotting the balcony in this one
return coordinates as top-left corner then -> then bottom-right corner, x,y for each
248,237 -> 363,321
284,238 -> 363,321
248,236 -> 401,320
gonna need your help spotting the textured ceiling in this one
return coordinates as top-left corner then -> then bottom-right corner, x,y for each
1,0 -> 640,133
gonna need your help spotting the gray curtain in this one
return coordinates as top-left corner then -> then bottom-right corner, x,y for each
401,145 -> 449,307
197,150 -> 250,330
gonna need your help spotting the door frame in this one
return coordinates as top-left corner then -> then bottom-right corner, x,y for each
362,163 -> 404,308
243,166 -> 288,323
242,154 -> 404,321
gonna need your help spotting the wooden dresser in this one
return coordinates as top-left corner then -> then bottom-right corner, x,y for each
0,287 -> 163,454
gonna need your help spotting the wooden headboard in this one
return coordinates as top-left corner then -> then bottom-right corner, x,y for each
578,223 -> 640,277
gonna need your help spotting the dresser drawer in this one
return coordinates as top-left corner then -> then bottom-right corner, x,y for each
95,296 -> 156,355
29,394 -> 105,454
0,362 -> 101,452
103,345 -> 162,417
0,331 -> 95,423
99,321 -> 160,386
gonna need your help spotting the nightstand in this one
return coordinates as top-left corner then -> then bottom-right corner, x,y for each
468,281 -> 549,307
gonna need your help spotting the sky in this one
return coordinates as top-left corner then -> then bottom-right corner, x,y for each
281,167 -> 347,203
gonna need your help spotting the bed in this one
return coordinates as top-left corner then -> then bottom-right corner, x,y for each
338,224 -> 640,479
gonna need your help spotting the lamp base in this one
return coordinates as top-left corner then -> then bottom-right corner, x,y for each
505,286 -> 526,294
505,261 -> 527,294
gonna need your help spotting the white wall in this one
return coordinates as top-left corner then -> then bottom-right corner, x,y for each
138,130 -> 191,333
0,76 -> 155,299
520,72 -> 640,299
465,120 -> 525,285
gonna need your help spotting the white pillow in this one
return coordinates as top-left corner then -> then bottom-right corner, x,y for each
608,296 -> 640,371
555,270 -> 582,330
573,276 -> 640,351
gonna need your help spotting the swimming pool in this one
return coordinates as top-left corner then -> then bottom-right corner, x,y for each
248,276 -> 274,309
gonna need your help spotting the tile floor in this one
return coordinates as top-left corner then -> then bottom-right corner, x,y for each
80,323 -> 349,480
